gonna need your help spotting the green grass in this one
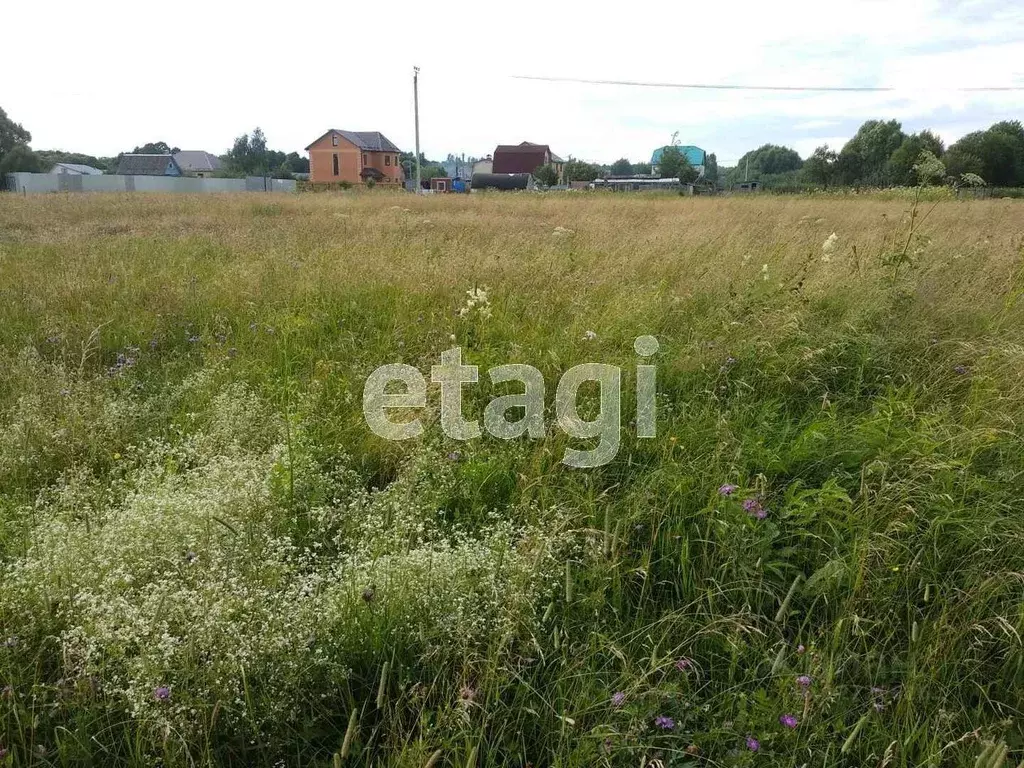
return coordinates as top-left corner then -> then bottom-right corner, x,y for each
0,191 -> 1023,767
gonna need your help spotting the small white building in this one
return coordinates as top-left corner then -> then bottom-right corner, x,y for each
472,157 -> 493,176
49,162 -> 104,176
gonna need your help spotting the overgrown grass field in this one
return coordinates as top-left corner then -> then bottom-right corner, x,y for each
1,191 -> 1023,767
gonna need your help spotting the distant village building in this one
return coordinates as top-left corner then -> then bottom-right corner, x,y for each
733,180 -> 760,192
651,145 -> 706,177
173,151 -> 223,178
492,142 -> 564,181
49,163 -> 104,176
592,177 -> 694,193
305,130 -> 403,185
441,154 -> 477,180
116,154 -> 183,176
472,156 -> 493,176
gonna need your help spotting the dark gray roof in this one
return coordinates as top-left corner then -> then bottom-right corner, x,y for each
117,154 -> 181,176
306,130 -> 401,153
173,151 -> 222,172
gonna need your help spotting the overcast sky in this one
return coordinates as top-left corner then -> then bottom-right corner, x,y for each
6,0 -> 1022,166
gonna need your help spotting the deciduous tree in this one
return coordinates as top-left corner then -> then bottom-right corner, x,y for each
533,164 -> 559,186
0,106 -> 32,168
886,130 -> 944,186
836,120 -> 906,185
610,158 -> 633,175
657,146 -> 698,182
0,143 -> 42,174
563,158 -> 602,183
802,145 -> 837,187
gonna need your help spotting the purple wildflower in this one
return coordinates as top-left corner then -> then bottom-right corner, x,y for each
0,746 -> 8,759
227,347 -> 238,358
187,335 -> 200,344
796,644 -> 805,654
153,686 -> 171,702
718,483 -> 738,496
779,713 -> 799,729
953,365 -> 968,375
611,691 -> 626,707
654,715 -> 675,730
46,335 -> 61,344
796,675 -> 812,688
149,339 -> 159,350
674,658 -> 692,672
447,451 -> 461,462
743,498 -> 767,519
746,735 -> 760,751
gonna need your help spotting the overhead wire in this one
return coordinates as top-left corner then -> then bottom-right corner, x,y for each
510,74 -> 1024,92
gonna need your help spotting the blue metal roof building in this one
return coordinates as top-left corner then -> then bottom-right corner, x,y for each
651,145 -> 706,168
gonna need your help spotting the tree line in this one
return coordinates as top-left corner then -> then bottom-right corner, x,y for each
531,147 -> 717,186
0,109 -> 309,178
723,119 -> 1024,190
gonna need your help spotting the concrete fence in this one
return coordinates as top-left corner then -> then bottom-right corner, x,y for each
3,173 -> 297,195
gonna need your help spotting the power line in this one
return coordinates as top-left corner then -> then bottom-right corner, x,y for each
510,74 -> 1024,92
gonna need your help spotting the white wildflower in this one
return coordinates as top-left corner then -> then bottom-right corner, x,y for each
822,231 -> 838,262
552,226 -> 575,237
762,264 -> 770,281
583,330 -> 597,341
458,287 -> 492,320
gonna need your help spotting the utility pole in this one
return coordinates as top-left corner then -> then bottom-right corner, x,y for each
744,156 -> 749,182
413,66 -> 421,193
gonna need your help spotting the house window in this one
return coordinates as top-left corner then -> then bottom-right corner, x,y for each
332,134 -> 338,146
332,154 -> 339,176
362,153 -> 367,166
385,155 -> 391,166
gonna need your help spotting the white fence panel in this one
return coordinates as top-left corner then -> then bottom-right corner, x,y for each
4,173 -> 297,195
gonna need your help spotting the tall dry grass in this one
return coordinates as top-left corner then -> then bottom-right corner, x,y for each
0,191 -> 1023,767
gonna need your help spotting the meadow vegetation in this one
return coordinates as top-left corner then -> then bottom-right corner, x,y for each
0,191 -> 1023,767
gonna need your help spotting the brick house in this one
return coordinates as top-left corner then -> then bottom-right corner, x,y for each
305,130 -> 403,185
492,142 -> 564,180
